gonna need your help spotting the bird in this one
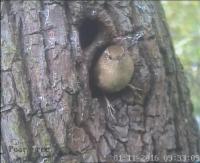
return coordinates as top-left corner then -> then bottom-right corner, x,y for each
94,45 -> 140,119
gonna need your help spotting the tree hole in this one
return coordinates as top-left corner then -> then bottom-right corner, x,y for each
79,18 -> 103,49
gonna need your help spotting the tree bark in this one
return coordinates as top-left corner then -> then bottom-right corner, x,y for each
1,0 -> 200,162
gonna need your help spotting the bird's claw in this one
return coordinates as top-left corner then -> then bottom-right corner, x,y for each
104,96 -> 116,120
128,84 -> 142,91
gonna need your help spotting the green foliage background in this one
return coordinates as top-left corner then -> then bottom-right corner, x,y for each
162,1 -> 200,116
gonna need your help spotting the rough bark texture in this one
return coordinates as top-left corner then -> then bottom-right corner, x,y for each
1,0 -> 200,163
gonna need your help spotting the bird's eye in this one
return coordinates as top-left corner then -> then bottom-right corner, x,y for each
108,55 -> 112,60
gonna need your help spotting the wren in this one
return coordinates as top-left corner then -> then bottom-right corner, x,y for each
94,45 -> 137,119
95,45 -> 134,93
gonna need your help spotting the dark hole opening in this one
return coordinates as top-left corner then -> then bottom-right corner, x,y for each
79,18 -> 102,49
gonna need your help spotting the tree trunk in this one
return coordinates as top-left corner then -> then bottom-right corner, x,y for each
1,0 -> 200,162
